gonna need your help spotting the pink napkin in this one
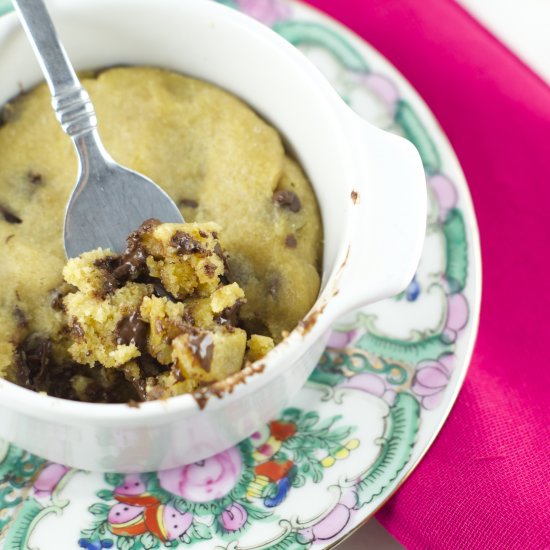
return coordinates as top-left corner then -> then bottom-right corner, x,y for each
304,1 -> 550,548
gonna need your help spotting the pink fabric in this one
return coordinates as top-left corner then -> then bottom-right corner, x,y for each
304,1 -> 550,548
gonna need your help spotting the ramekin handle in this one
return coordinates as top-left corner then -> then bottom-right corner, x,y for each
331,111 -> 427,318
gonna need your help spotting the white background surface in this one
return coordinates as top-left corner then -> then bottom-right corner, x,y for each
341,1 -> 549,547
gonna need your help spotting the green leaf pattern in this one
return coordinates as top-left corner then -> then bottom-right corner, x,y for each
0,0 -> 12,17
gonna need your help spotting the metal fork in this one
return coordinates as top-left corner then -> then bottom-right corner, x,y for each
12,0 -> 184,258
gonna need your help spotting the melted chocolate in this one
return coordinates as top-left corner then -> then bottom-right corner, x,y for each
117,220 -> 159,280
14,334 -> 140,403
15,335 -> 51,389
152,280 -> 177,302
187,331 -> 214,372
111,251 -> 146,283
93,219 -> 160,294
115,312 -> 149,351
170,231 -> 206,256
216,299 -> 245,327
93,256 -> 122,295
273,189 -> 301,212
122,354 -> 169,401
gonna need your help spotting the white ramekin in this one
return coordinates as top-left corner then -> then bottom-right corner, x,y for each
0,0 -> 426,472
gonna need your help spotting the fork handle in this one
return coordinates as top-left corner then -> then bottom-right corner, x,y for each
12,0 -> 98,139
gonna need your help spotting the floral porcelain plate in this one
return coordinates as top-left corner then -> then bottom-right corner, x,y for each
0,0 -> 481,548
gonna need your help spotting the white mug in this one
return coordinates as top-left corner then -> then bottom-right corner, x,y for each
0,0 -> 426,472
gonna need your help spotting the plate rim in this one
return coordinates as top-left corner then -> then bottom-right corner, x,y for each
0,0 -> 482,547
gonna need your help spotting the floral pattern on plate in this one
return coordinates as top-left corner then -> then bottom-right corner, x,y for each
0,0 -> 480,548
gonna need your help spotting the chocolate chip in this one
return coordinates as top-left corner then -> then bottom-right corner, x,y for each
273,189 -> 301,212
93,226 -> 150,294
113,245 -> 147,282
5,234 -> 14,244
94,256 -> 119,272
136,218 -> 161,234
198,230 -> 208,238
216,298 -> 245,327
170,231 -> 206,256
28,172 -> 43,185
285,234 -> 297,248
115,312 -> 149,352
105,218 -> 161,288
102,273 -> 119,296
0,204 -> 22,224
179,198 -> 198,208
93,256 -> 122,295
116,221 -> 157,282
